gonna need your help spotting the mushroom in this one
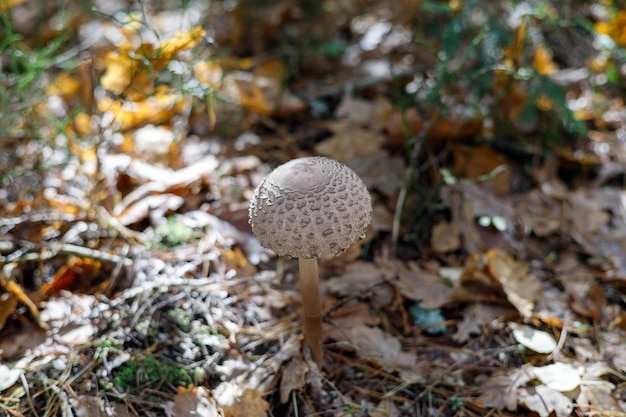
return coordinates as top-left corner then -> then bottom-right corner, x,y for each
248,156 -> 372,366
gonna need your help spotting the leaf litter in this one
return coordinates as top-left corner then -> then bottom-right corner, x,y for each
1,1 -> 626,416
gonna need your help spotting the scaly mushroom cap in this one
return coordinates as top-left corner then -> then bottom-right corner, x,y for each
249,156 -> 372,258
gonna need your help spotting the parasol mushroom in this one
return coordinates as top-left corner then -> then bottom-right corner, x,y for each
248,156 -> 372,366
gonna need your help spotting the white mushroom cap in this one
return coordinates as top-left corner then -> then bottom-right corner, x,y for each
249,156 -> 372,258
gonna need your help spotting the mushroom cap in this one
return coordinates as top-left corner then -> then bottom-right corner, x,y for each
249,156 -> 372,258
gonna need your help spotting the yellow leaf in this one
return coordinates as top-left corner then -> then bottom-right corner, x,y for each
48,73 -> 81,99
98,86 -> 186,130
194,61 -> 224,90
158,27 -> 206,61
235,77 -> 273,116
536,94 -> 554,111
0,292 -> 18,331
73,112 -> 93,135
505,19 -> 527,64
594,21 -> 611,36
99,52 -> 137,95
254,57 -> 287,80
533,45 -> 558,75
0,279 -> 45,329
608,11 -> 626,46
0,0 -> 25,11
222,389 -> 269,417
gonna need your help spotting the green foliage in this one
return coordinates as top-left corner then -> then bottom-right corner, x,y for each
168,307 -> 192,332
0,13 -> 73,139
114,356 -> 193,392
450,396 -> 465,411
412,0 -> 590,142
155,217 -> 195,247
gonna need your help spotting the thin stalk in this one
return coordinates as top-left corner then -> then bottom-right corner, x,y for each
298,257 -> 322,366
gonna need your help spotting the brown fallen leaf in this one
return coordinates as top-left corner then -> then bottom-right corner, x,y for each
42,257 -> 102,295
393,261 -> 457,309
477,367 -> 533,411
452,303 -> 515,343
163,385 -> 218,417
450,143 -> 512,195
485,249 -> 543,317
327,322 -> 420,381
315,120 -> 386,164
518,384 -> 573,417
222,388 -> 269,417
431,220 -> 461,253
279,357 -> 308,403
577,363 -> 621,413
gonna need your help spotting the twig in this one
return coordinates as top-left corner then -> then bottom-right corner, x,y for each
1,243 -> 132,266
19,373 -> 39,417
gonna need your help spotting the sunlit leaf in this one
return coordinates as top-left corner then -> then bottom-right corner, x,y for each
98,86 -> 186,130
0,292 -> 17,332
0,278 -> 42,328
508,322 -> 556,354
532,363 -> 581,392
42,258 -> 102,294
164,385 -> 218,417
158,27 -> 206,61
533,45 -> 558,75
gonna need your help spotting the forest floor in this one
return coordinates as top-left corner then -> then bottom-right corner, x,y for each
1,0 -> 626,416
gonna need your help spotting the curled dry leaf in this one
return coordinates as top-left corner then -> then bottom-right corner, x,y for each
485,249 -> 543,317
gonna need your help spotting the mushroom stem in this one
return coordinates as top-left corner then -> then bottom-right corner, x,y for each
298,257 -> 323,366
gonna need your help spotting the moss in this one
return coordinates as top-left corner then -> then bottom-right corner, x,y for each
114,356 -> 193,392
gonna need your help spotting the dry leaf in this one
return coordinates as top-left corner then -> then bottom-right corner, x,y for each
533,45 -> 558,75
212,60 -> 306,117
478,367 -> 532,411
577,363 -> 620,413
518,384 -> 573,417
98,87 -> 187,130
508,322 -> 557,354
315,120 -> 386,164
157,27 -> 206,61
532,363 -> 581,392
334,95 -> 393,130
453,303 -> 514,343
164,385 -> 218,417
42,258 -> 102,294
71,395 -> 130,417
486,249 -> 542,317
450,144 -> 511,195
279,357 -> 308,403
0,292 -> 18,332
0,278 -> 44,328
393,261 -> 456,309
431,221 -> 461,253
328,323 -> 418,378
222,388 -> 269,417
324,261 -> 385,297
